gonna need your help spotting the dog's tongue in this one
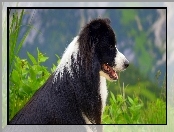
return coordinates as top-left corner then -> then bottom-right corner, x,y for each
103,64 -> 118,80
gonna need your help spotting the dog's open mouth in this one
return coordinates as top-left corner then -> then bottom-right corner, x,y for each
102,64 -> 118,80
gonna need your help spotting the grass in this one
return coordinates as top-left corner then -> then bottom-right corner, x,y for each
9,9 -> 39,76
102,91 -> 166,124
101,78 -> 166,124
9,49 -> 52,120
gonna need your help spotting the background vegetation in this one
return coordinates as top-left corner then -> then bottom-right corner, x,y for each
8,8 -> 166,124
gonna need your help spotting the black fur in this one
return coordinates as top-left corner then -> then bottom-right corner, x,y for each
9,18 -> 117,125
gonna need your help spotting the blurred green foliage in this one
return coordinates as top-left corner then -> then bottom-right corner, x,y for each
9,49 -> 51,120
102,91 -> 166,124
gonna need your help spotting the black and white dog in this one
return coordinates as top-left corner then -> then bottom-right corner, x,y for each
10,18 -> 129,125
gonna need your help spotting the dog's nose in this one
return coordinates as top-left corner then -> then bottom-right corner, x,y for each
124,60 -> 129,68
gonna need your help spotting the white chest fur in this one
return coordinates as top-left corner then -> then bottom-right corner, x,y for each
99,76 -> 108,113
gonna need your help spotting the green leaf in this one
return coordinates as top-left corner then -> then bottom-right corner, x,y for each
117,95 -> 123,102
110,92 -> 116,103
20,84 -> 32,95
11,69 -> 20,84
17,25 -> 32,54
37,48 -> 49,63
51,64 -> 57,72
16,10 -> 26,54
39,56 -> 49,63
14,56 -> 21,71
27,52 -> 37,65
128,96 -> 134,105
28,65 -> 36,79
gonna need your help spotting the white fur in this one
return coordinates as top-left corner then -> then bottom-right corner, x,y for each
99,76 -> 108,113
114,48 -> 129,71
53,36 -> 79,83
82,113 -> 92,124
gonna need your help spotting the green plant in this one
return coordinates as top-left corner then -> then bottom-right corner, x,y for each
140,98 -> 166,124
102,92 -> 143,124
9,9 -> 40,76
9,48 -> 51,120
9,9 -> 27,74
102,73 -> 166,124
8,8 -> 34,125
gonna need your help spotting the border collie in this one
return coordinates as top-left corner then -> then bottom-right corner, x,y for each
9,18 -> 129,125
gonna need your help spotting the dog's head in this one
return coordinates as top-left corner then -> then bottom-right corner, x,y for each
78,18 -> 129,81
